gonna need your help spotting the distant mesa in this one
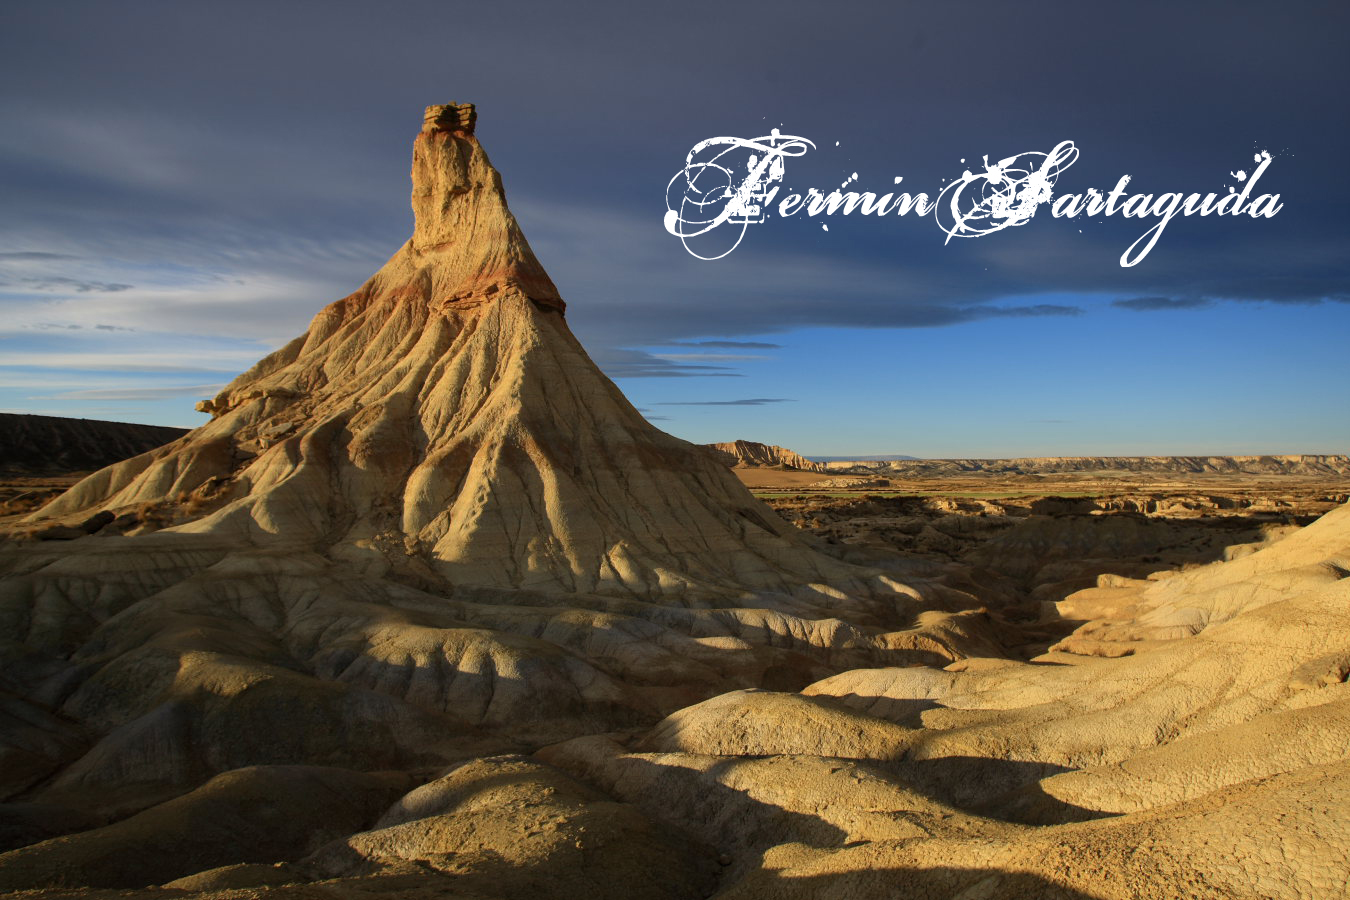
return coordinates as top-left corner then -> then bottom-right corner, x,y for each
705,447 -> 1350,480
0,412 -> 186,478
815,454 -> 920,465
862,455 -> 1350,477
705,439 -> 827,472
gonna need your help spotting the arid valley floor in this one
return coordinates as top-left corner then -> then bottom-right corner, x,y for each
1,104 -> 1348,900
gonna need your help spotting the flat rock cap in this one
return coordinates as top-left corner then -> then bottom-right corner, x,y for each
422,103 -> 476,135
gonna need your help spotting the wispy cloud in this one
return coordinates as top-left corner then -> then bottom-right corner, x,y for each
49,383 -> 225,401
0,350 -> 257,373
656,340 -> 783,350
16,276 -> 134,293
1112,296 -> 1213,311
976,304 -> 1083,319
29,322 -> 137,332
591,347 -> 745,378
657,398 -> 795,406
651,352 -> 770,361
0,251 -> 80,261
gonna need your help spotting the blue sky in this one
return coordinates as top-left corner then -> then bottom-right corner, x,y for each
627,300 -> 1350,457
1,1 -> 1347,456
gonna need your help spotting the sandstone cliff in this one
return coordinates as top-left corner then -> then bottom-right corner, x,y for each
705,439 -> 826,472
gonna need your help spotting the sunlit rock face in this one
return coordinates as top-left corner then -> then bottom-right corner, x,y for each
21,103 -> 904,606
0,104 -> 977,850
2,104 -> 1346,900
704,440 -> 828,473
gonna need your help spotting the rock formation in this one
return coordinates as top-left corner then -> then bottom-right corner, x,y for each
541,501 -> 1350,899
706,439 -> 827,472
0,413 -> 186,477
22,104 -> 871,602
0,104 -> 986,867
1,103 -> 1346,899
876,454 -> 1350,477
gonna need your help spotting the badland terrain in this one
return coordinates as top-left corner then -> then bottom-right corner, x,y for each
0,105 -> 1346,900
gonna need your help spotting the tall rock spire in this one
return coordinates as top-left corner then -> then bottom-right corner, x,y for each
408,103 -> 562,309
27,104 -> 887,604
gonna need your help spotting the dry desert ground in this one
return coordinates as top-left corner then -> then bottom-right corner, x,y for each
1,104 -> 1347,900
